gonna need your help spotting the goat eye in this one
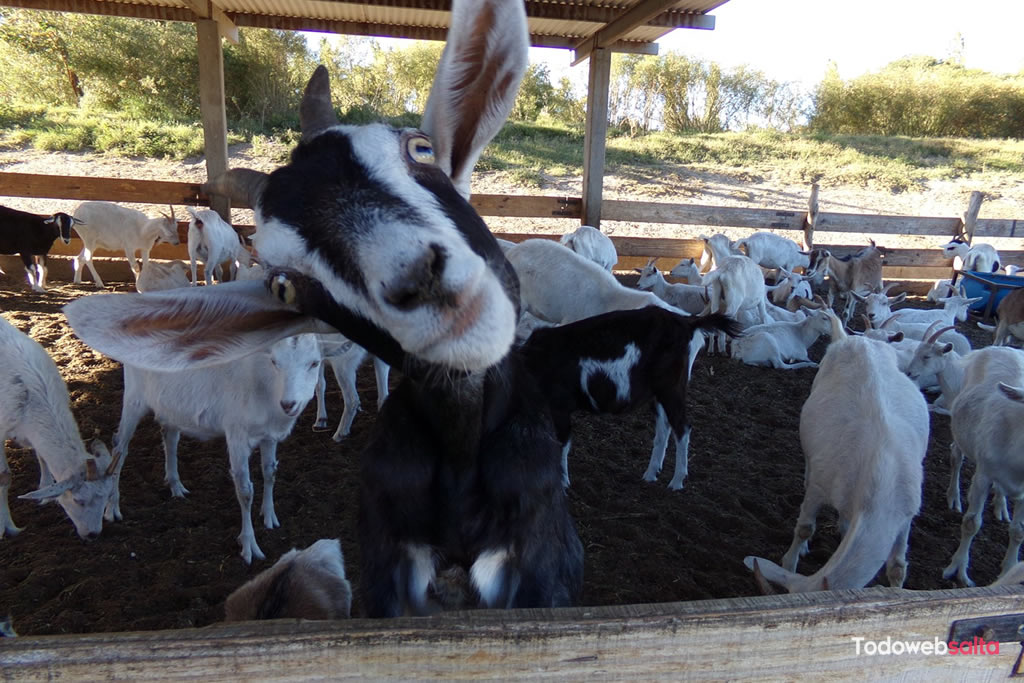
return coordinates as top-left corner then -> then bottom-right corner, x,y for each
406,136 -> 435,165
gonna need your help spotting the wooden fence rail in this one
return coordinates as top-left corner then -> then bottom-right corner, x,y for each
2,586 -> 1024,679
3,172 -> 1023,284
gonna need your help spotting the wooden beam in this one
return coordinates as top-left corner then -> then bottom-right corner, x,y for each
582,48 -> 611,229
197,19 -> 230,220
572,0 -> 712,66
182,0 -> 238,44
0,0 -> 193,21
1,587 -> 1023,679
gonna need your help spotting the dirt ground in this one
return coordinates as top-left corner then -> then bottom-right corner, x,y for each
0,278 -> 1016,636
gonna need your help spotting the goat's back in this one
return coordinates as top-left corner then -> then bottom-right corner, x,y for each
72,201 -> 149,248
961,346 -> 1024,391
800,337 -> 927,517
951,383 -> 1024,485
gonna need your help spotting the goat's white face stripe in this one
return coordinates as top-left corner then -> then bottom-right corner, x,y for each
579,343 -> 641,411
250,124 -> 515,371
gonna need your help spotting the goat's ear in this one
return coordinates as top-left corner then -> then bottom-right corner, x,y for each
300,65 -> 339,141
20,476 -> 77,501
888,332 -> 905,343
63,281 -> 328,371
421,0 -> 528,199
999,383 -> 1024,402
890,292 -> 907,305
941,342 -> 955,354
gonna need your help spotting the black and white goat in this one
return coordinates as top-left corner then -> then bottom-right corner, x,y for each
0,205 -> 80,292
63,0 -> 582,617
520,307 -> 739,490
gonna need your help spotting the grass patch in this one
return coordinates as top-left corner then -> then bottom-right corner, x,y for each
1,101 -> 1021,194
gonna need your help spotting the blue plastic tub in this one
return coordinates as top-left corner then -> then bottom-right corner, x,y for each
958,270 -> 1024,316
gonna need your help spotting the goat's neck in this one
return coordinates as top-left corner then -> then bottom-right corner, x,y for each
938,355 -> 968,399
826,256 -> 852,287
17,395 -> 88,482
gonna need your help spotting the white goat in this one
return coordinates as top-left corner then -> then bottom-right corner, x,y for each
730,309 -> 832,370
943,238 -> 1001,274
732,232 -> 809,278
135,260 -> 191,293
559,225 -> 617,271
925,279 -> 963,303
864,292 -> 981,328
944,381 -> 1024,586
314,335 -> 390,442
71,201 -> 180,288
744,313 -> 928,592
699,233 -> 769,352
851,283 -> 906,327
505,238 -> 679,325
111,333 -> 322,563
634,258 -> 707,315
669,257 -> 704,284
224,538 -> 352,621
767,268 -> 812,308
0,315 -> 118,539
876,315 -> 972,356
186,207 -> 250,286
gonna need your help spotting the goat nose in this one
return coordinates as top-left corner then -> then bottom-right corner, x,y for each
85,531 -> 99,541
280,400 -> 298,416
382,244 -> 448,310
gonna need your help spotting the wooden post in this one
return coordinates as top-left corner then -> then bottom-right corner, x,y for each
582,48 -> 611,230
951,190 -> 985,284
803,183 -> 819,250
197,19 -> 230,221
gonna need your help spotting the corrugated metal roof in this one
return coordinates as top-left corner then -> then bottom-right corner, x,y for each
4,1 -> 728,49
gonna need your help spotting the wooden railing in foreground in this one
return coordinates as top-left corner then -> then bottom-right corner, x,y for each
2,172 -> 1022,281
2,586 -> 1023,679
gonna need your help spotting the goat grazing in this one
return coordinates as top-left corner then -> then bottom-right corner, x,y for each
71,201 -> 180,288
314,334 -> 390,442
520,307 -> 739,490
943,238 -> 1001,275
944,381 -> 1024,586
559,225 -> 617,271
0,205 -> 81,292
224,538 -> 352,621
64,0 -> 583,617
635,258 -> 707,315
506,238 -> 678,324
744,312 -> 929,592
111,333 -> 321,563
0,315 -> 118,539
186,207 -> 250,285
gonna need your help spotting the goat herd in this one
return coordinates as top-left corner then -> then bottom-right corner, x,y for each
2,0 -> 1024,636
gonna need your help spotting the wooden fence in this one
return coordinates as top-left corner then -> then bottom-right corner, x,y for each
2,172 -> 1023,286
2,586 -> 1024,679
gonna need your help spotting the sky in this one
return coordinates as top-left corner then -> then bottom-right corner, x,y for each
531,0 -> 1024,88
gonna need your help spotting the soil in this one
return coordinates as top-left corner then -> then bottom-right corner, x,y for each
0,281 -> 1015,636
0,144 -> 1021,635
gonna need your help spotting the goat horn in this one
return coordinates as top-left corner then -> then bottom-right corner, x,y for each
85,459 -> 99,482
881,282 -> 898,295
300,65 -> 339,141
105,449 -> 123,477
861,314 -> 872,330
927,325 -> 956,344
644,257 -> 656,268
879,314 -> 899,329
203,169 -> 269,210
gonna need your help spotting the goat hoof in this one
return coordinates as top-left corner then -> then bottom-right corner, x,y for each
312,419 -> 330,432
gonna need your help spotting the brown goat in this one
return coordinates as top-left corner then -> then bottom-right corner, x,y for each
224,539 -> 352,621
807,241 -> 884,323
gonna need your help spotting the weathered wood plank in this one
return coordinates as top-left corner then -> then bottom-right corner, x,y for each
1,587 -> 1021,680
472,194 -> 582,218
0,173 -> 203,206
602,199 -> 807,230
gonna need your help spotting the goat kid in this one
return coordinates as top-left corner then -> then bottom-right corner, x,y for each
186,207 -> 250,285
111,333 -> 322,563
732,232 -> 809,280
0,315 -> 118,539
634,258 -> 708,315
745,313 -> 928,592
730,309 -> 832,370
520,307 -> 739,490
71,201 -> 180,288
65,0 -> 583,617
224,538 -> 352,620
0,206 -> 81,292
135,260 -> 191,293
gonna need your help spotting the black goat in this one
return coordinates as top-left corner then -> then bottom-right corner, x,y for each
64,0 -> 583,618
521,307 -> 740,490
0,205 -> 80,291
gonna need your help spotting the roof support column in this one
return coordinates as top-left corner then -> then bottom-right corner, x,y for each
197,19 -> 229,220
582,47 -> 611,229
